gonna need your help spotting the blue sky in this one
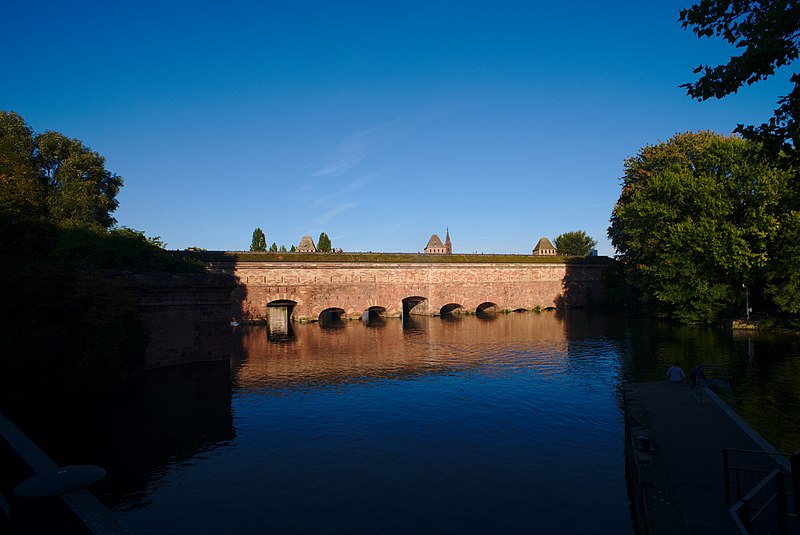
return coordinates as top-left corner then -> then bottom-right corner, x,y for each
3,1 -> 794,255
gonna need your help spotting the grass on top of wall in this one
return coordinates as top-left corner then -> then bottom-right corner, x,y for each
186,251 -> 616,265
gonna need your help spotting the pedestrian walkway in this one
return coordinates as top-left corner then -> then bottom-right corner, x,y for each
623,381 -> 790,535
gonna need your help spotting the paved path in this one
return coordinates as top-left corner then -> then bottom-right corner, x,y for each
624,381 -> 786,535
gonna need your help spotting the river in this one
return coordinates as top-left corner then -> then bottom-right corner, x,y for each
8,311 -> 800,534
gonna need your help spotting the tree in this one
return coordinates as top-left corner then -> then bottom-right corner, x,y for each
269,242 -> 278,252
0,111 -> 45,223
765,211 -> 800,313
36,131 -> 122,229
680,1 -> 800,162
608,131 -> 790,324
290,245 -> 296,252
318,232 -> 332,252
554,231 -> 597,256
250,227 -> 266,252
0,111 -> 122,230
279,245 -> 287,253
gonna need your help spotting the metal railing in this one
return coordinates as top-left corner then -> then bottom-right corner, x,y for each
693,365 -> 732,402
723,448 -> 796,535
1,411 -> 130,534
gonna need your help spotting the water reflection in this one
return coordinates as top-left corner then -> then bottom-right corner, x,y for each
475,309 -> 498,321
219,311 -> 631,534
360,306 -> 388,325
609,317 -> 800,451
9,311 -> 800,534
231,312 -> 571,393
234,312 -> 800,453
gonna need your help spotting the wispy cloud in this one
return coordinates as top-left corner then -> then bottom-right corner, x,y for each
309,120 -> 398,178
307,202 -> 360,227
359,217 -> 421,249
307,108 -> 456,181
310,148 -> 367,178
313,173 -> 376,206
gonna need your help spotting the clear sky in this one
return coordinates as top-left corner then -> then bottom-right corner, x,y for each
3,1 -> 794,255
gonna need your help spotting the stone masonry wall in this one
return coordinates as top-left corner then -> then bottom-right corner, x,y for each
209,261 -> 608,322
132,273 -> 237,369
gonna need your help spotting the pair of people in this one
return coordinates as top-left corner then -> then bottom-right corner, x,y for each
667,362 -> 706,386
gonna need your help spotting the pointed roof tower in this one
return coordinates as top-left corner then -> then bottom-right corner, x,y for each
425,234 -> 444,249
532,237 -> 557,256
298,236 -> 317,253
425,229 -> 453,254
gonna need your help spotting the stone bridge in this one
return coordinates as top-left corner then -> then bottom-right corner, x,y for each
208,258 -> 610,324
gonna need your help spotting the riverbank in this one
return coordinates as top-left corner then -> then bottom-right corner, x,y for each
725,314 -> 800,335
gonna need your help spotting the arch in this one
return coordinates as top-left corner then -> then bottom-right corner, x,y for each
440,303 -> 464,316
266,300 -> 297,340
319,307 -> 346,327
361,306 -> 387,327
364,306 -> 386,318
476,302 -> 498,321
402,296 -> 428,317
268,299 -> 297,308
476,302 -> 498,314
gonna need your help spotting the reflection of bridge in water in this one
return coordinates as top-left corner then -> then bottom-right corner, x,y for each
210,259 -> 609,324
233,312 -> 574,391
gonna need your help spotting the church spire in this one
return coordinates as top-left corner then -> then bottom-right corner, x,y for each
445,227 -> 452,254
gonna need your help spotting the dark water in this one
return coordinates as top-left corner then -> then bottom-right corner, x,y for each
8,311 -> 800,534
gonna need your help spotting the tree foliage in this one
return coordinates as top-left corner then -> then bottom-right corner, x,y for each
554,230 -> 597,256
250,227 -> 266,252
680,1 -> 800,161
318,232 -> 332,252
269,242 -> 278,252
0,112 -> 204,401
765,210 -> 800,313
47,226 -> 200,272
1,111 -> 122,230
609,131 -> 792,323
0,112 -> 43,223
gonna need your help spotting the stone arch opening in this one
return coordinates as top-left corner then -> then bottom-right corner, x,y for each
476,302 -> 498,314
267,300 -> 297,340
513,308 -> 527,313
440,303 -> 464,316
362,306 -> 387,327
319,307 -> 346,328
476,302 -> 498,321
364,306 -> 386,318
402,296 -> 428,317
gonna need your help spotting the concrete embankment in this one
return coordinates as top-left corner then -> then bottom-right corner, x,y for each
623,381 -> 794,534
